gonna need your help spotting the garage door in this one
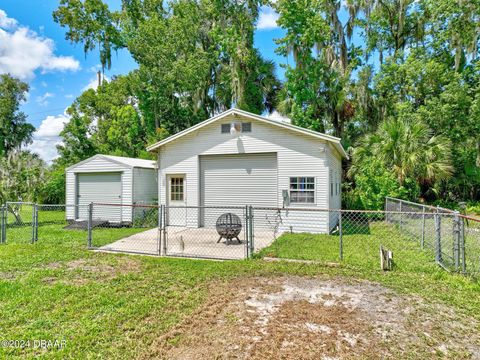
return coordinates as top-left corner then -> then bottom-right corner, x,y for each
200,153 -> 277,211
76,172 -> 122,222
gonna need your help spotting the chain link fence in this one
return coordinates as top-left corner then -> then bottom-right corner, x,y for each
385,197 -> 479,274
162,205 -> 251,260
87,203 -> 161,256
1,200 -> 479,276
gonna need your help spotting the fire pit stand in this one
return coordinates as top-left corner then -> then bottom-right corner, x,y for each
216,213 -> 242,244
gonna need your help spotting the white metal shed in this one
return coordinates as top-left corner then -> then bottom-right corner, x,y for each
65,155 -> 157,223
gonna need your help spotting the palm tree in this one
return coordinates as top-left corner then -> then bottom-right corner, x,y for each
350,117 -> 453,190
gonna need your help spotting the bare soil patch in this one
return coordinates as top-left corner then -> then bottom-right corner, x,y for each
144,276 -> 480,359
43,257 -> 141,285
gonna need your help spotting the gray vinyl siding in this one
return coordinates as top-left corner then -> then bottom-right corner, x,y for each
158,114 -> 331,232
133,168 -> 157,204
327,146 -> 343,231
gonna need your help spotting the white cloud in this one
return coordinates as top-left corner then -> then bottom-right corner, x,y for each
265,110 -> 291,123
0,9 -> 17,29
35,92 -> 54,107
28,112 -> 70,162
0,10 -> 80,80
257,6 -> 280,30
82,75 -> 109,91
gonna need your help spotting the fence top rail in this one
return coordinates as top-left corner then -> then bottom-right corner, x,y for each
459,213 -> 480,222
93,202 -> 160,209
386,197 -> 455,214
251,206 -> 460,216
5,201 -> 35,205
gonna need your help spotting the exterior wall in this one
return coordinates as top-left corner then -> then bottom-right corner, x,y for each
133,168 -> 158,204
158,114 -> 331,232
327,145 -> 343,231
65,157 -> 133,222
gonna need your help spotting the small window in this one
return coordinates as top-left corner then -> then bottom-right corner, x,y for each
170,177 -> 184,201
241,122 -> 252,132
221,124 -> 230,133
290,177 -> 315,203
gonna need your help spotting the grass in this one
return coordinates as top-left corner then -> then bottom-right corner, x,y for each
0,217 -> 480,358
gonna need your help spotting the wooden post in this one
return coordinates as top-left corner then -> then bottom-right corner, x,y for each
380,246 -> 393,271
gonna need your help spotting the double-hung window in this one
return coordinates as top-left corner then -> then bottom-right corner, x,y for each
289,177 -> 315,204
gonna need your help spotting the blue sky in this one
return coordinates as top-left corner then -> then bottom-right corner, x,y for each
0,1 -> 287,162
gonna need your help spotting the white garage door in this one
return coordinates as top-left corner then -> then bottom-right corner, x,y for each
200,153 -> 278,209
76,172 -> 122,222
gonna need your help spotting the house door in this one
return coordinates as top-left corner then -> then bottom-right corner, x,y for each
166,175 -> 187,227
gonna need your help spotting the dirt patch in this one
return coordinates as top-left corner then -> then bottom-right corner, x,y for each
143,276 -> 480,359
43,257 -> 141,285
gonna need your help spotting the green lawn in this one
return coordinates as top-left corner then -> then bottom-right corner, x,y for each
0,221 -> 480,358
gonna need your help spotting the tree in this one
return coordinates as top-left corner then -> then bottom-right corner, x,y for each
0,151 -> 46,222
350,115 -> 453,199
0,74 -> 35,156
53,0 -> 280,134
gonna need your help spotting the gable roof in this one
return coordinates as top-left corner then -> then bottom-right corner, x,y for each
66,154 -> 156,171
146,108 -> 348,159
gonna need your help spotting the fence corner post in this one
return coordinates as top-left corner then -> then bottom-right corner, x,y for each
87,202 -> 93,249
435,207 -> 442,264
339,211 -> 343,261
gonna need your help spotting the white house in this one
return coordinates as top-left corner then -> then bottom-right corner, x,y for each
147,108 -> 347,233
65,154 -> 157,223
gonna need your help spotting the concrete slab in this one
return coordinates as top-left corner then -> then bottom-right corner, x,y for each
97,227 -> 276,259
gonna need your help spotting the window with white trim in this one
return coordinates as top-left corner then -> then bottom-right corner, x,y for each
170,177 -> 184,201
289,177 -> 315,203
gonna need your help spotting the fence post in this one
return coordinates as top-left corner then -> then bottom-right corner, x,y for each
162,205 -> 167,256
249,206 -> 254,257
87,203 -> 93,249
399,201 -> 403,231
244,205 -> 249,258
158,205 -> 163,256
31,204 -> 36,244
0,207 -> 4,244
34,204 -> 39,242
339,211 -> 343,261
421,206 -> 426,249
460,215 -> 466,274
2,206 -> 6,244
435,208 -> 442,264
453,211 -> 460,271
